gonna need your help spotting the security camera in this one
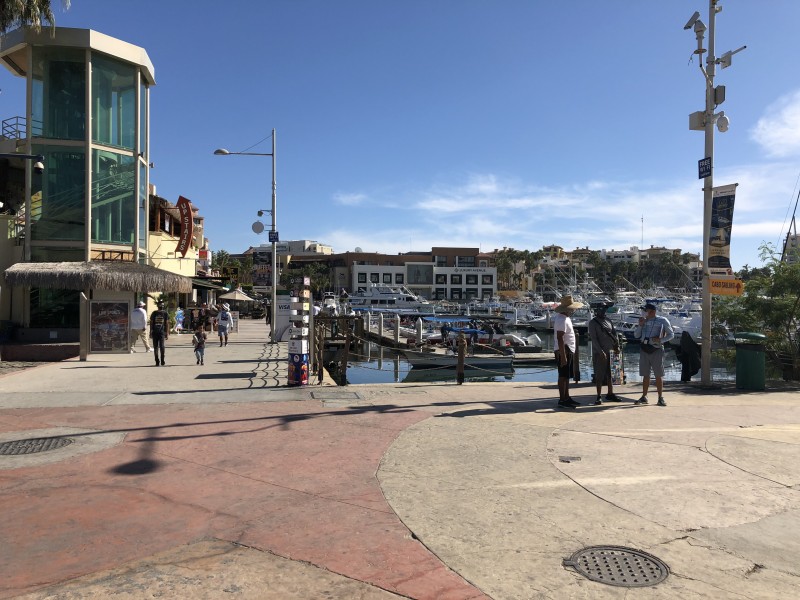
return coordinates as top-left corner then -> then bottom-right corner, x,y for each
257,210 -> 265,217
33,161 -> 44,174
684,11 -> 700,30
716,112 -> 730,133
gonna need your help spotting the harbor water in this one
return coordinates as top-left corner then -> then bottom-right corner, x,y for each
341,331 -> 736,385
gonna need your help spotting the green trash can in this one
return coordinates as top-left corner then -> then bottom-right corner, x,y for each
735,332 -> 766,391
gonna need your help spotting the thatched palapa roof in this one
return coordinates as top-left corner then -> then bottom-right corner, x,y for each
3,261 -> 193,293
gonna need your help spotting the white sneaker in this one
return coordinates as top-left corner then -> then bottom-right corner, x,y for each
130,349 -> 136,353
146,348 -> 153,353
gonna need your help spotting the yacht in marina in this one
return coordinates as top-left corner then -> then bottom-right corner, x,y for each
346,284 -> 434,312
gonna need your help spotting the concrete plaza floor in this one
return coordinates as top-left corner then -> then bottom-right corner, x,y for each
1,318 -> 799,598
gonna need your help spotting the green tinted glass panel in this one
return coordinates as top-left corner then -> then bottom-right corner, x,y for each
31,47 -> 86,140
92,54 -> 136,149
138,162 -> 147,249
92,150 -> 135,245
139,82 -> 147,156
31,145 -> 86,242
30,247 -> 84,262
29,288 -> 80,328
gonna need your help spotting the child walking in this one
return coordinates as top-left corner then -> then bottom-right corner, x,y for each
192,325 -> 207,365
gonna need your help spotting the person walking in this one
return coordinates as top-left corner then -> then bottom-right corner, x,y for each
634,302 -> 675,406
217,303 -> 234,346
553,295 -> 583,409
192,324 -> 207,365
149,301 -> 170,366
130,301 -> 152,353
588,300 -> 621,405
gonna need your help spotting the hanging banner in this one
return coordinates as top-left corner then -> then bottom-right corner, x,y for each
175,195 -> 194,257
707,183 -> 738,278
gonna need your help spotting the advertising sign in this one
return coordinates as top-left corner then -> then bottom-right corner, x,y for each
90,301 -> 130,353
707,183 -> 738,274
710,278 -> 744,296
175,195 -> 194,257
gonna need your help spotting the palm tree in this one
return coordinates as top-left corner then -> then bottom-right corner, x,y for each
1,0 -> 70,35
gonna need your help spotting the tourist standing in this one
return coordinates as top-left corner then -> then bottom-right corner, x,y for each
634,303 -> 674,406
192,324 -> 207,365
588,300 -> 621,405
130,301 -> 152,353
553,295 -> 583,409
217,303 -> 233,346
149,301 -> 170,366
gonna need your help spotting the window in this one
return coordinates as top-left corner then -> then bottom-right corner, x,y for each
32,146 -> 86,242
482,274 -> 494,285
395,274 -> 404,284
31,47 -> 86,141
383,273 -> 392,284
358,273 -> 366,283
434,255 -> 447,267
456,256 -> 475,267
92,150 -> 136,244
450,274 -> 462,285
466,288 -> 479,299
29,288 -> 80,328
92,54 -> 136,149
466,274 -> 478,285
370,273 -> 379,283
482,288 -> 493,298
435,288 -> 447,300
436,274 -> 447,284
451,289 -> 462,300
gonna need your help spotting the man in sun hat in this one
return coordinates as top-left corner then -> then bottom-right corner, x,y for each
217,302 -> 234,346
553,295 -> 584,409
634,302 -> 674,406
129,300 -> 152,353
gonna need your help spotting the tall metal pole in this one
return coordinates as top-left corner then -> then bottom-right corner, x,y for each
700,1 -> 717,386
270,128 -> 278,344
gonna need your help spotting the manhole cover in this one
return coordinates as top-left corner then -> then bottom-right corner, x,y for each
0,437 -> 74,456
563,546 -> 669,587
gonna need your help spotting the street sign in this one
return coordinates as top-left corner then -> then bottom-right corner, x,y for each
698,157 -> 712,179
710,278 -> 744,296
268,230 -> 279,243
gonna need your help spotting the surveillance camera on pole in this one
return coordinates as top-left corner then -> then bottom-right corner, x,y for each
684,11 -> 701,30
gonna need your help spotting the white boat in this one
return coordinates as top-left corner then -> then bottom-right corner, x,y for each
402,349 -> 514,369
346,284 -> 433,312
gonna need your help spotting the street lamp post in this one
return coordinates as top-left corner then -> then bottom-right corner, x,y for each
685,2 -> 744,386
214,129 -> 278,343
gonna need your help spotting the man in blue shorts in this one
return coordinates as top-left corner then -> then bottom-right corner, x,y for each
634,303 -> 674,406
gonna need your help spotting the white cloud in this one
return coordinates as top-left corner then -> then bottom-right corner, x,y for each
333,192 -> 368,206
313,162 -> 795,269
750,90 -> 800,158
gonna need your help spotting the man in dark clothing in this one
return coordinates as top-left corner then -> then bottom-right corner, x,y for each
588,301 -> 621,405
150,301 -> 170,366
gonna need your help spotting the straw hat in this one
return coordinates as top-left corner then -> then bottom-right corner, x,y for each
554,295 -> 584,314
222,303 -> 230,311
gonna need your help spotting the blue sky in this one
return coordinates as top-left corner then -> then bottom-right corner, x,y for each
2,1 -> 799,270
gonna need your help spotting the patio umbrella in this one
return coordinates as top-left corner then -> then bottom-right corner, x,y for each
218,289 -> 254,302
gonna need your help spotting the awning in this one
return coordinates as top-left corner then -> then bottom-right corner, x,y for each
192,277 -> 226,290
3,261 -> 193,293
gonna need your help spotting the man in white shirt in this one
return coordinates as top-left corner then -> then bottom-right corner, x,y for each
552,295 -> 583,409
130,301 -> 152,353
